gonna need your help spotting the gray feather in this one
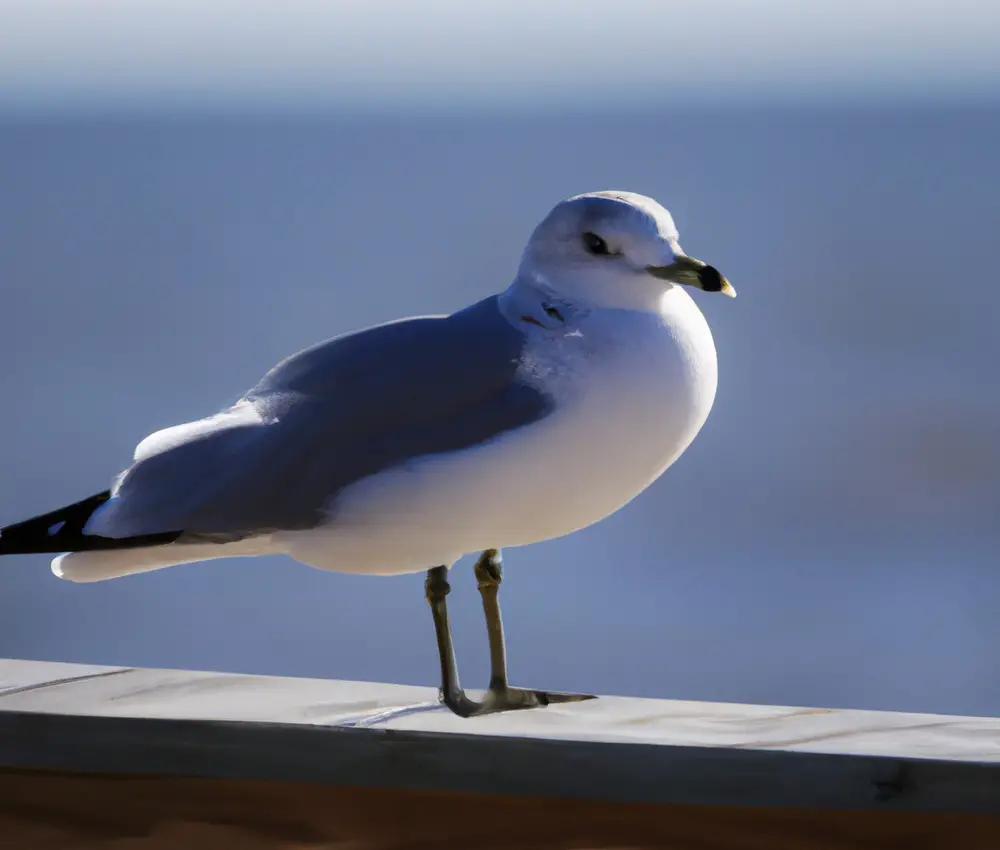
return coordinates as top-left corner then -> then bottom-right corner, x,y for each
93,296 -> 550,538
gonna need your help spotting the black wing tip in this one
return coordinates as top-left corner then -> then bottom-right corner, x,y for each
0,491 -> 182,556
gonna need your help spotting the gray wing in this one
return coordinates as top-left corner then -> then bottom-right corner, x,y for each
92,296 -> 550,539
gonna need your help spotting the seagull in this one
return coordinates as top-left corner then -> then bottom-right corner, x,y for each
0,190 -> 734,717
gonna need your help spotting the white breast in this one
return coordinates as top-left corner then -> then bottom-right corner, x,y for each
283,288 -> 719,576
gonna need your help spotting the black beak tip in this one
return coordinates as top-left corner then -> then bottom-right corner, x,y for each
698,265 -> 725,292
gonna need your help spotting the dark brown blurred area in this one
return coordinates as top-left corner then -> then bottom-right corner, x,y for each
1,768 -> 999,850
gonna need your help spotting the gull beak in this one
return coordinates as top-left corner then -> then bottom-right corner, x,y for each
646,256 -> 736,298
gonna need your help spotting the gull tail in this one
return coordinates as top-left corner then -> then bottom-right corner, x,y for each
0,491 -> 268,582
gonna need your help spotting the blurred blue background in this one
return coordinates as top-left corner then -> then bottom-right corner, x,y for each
1,1 -> 998,717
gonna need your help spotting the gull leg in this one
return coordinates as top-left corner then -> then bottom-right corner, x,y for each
474,548 -> 595,710
424,550 -> 595,718
424,565 -> 481,717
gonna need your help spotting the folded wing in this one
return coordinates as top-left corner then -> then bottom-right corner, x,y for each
86,296 -> 550,541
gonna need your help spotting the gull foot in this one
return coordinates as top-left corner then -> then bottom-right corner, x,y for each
441,685 -> 595,718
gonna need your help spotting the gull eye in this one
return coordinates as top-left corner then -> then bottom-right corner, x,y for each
582,231 -> 612,256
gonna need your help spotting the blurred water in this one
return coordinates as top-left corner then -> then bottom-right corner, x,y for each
1,106 -> 998,716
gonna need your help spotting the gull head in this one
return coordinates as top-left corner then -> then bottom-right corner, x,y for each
518,190 -> 735,311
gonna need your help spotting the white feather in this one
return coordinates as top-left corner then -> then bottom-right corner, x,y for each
132,400 -> 264,464
52,536 -> 277,583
